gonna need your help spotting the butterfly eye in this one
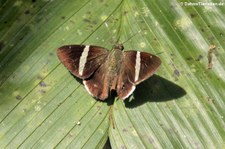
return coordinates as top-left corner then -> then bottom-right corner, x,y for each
113,44 -> 124,51
122,84 -> 125,90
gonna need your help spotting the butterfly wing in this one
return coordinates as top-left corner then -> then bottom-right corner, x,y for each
131,51 -> 161,84
57,45 -> 108,79
83,63 -> 110,100
117,51 -> 161,99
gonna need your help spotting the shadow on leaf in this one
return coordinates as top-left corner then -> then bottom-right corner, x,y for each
124,75 -> 186,108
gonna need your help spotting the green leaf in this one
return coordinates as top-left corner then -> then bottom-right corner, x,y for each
0,0 -> 225,148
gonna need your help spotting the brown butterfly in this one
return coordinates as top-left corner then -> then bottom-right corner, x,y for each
57,44 -> 161,100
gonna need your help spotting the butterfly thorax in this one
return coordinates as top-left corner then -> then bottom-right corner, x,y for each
106,47 -> 123,90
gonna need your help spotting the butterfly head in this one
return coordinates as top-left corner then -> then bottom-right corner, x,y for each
113,44 -> 124,51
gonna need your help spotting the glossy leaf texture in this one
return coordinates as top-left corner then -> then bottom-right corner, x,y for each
0,0 -> 224,148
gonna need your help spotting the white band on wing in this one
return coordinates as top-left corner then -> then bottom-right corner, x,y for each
79,45 -> 90,75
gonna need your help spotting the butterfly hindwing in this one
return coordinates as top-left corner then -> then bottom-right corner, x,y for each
83,63 -> 110,100
116,68 -> 136,100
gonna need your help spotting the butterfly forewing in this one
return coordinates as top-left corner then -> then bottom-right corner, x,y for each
57,45 -> 108,79
116,50 -> 161,99
135,52 -> 161,84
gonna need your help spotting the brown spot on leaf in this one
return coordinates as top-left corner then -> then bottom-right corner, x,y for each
173,69 -> 180,81
195,55 -> 203,61
39,89 -> 46,94
190,13 -> 196,18
174,69 -> 180,77
24,10 -> 30,15
39,81 -> 46,87
83,19 -> 91,23
16,95 -> 22,100
122,128 -> 128,132
186,57 -> 193,61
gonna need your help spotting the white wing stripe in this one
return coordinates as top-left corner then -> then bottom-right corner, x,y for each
79,45 -> 90,75
135,51 -> 141,82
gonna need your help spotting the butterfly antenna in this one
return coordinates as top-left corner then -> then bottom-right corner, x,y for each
116,34 -> 121,44
121,30 -> 141,45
